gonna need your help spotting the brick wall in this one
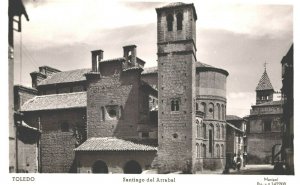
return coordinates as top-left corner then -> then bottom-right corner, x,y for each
23,109 -> 86,173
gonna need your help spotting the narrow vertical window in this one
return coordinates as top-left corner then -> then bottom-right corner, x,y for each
217,124 -> 220,139
171,99 -> 179,111
221,144 -> 224,157
167,14 -> 173,31
216,144 -> 220,157
101,106 -> 105,121
203,123 -> 206,139
202,144 -> 206,158
176,13 -> 183,30
119,105 -> 123,119
209,129 -> 213,153
196,143 -> 200,158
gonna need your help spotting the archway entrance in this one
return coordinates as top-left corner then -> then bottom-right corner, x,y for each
123,160 -> 142,174
92,160 -> 108,173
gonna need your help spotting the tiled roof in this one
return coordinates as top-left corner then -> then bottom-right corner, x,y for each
253,100 -> 283,107
21,92 -> 86,112
38,68 -> 90,86
227,122 -> 243,133
161,2 -> 186,8
141,62 -> 227,75
74,137 -> 157,152
142,67 -> 158,75
256,70 -> 274,91
226,115 -> 243,121
100,57 -> 125,63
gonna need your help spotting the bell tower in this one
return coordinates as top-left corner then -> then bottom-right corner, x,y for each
255,65 -> 274,105
156,2 -> 197,173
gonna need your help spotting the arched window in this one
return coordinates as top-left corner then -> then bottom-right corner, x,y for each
208,103 -> 214,119
176,13 -> 183,30
202,144 -> 206,158
196,143 -> 200,158
216,144 -> 220,158
221,124 -> 225,139
221,104 -> 224,120
216,124 -> 220,139
209,124 -> 214,154
217,103 -> 221,120
200,102 -> 206,117
196,119 -> 200,138
202,123 -> 206,139
221,144 -> 224,157
167,14 -> 173,31
171,99 -> 179,111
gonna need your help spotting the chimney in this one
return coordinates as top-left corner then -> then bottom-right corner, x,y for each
30,71 -> 46,89
91,50 -> 103,72
123,45 -> 137,66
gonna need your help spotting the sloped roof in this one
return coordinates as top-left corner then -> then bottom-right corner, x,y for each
142,67 -> 158,75
161,2 -> 186,8
253,100 -> 283,107
226,122 -> 243,133
74,137 -> 157,152
141,61 -> 228,75
21,92 -> 86,112
226,115 -> 243,121
256,70 -> 274,91
38,68 -> 90,86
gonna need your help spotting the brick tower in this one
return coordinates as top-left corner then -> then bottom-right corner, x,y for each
255,66 -> 274,105
156,2 -> 197,173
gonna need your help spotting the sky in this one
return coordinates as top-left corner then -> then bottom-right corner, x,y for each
11,0 -> 293,117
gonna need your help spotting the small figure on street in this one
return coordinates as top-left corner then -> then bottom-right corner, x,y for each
236,154 -> 242,171
243,152 -> 247,167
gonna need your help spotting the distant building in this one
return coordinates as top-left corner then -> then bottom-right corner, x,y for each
225,115 -> 246,167
245,68 -> 283,164
281,44 -> 294,174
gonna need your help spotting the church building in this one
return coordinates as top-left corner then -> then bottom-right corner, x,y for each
13,2 -> 236,173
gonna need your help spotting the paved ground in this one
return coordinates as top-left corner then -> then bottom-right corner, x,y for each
229,164 -> 275,175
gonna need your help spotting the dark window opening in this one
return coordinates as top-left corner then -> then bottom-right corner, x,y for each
176,13 -> 183,30
61,122 -> 69,132
264,120 -> 271,132
142,132 -> 149,138
196,103 -> 199,110
108,109 -> 117,118
167,14 -> 173,31
172,133 -> 178,139
101,107 -> 105,121
171,99 -> 180,111
209,108 -> 213,113
209,130 -> 213,153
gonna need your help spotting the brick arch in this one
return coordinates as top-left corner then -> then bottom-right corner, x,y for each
92,160 -> 108,173
123,160 -> 142,174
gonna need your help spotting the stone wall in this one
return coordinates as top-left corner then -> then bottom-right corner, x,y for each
23,109 -> 86,173
77,151 -> 156,173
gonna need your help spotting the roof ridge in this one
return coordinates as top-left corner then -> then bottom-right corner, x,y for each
35,91 -> 86,98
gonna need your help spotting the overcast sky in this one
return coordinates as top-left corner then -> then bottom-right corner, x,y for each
12,0 -> 293,117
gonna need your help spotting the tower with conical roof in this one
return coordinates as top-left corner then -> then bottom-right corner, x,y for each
255,65 -> 274,105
